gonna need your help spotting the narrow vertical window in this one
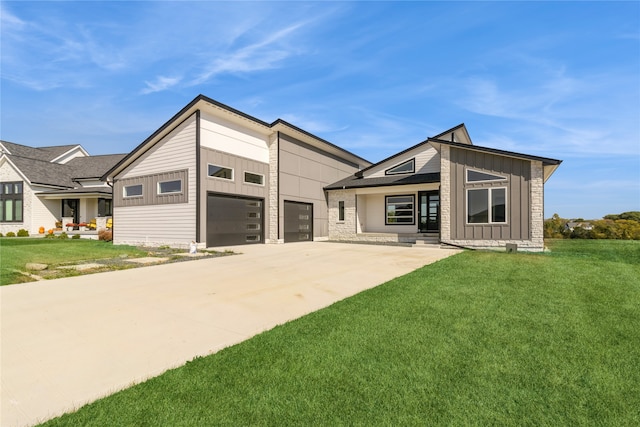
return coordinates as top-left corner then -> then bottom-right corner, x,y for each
338,201 -> 345,221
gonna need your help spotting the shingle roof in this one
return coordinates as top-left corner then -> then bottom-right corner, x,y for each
325,173 -> 440,190
1,140 -> 126,188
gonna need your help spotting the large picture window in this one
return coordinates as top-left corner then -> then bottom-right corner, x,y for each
0,181 -> 23,222
467,188 -> 507,224
386,195 -> 414,225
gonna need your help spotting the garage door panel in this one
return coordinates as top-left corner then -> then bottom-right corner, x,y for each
207,194 -> 263,246
284,201 -> 313,243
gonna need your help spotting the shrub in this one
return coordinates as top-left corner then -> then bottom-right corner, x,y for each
0,232 -> 3,237
17,229 -> 29,237
5,231 -> 16,237
44,233 -> 57,239
71,234 -> 81,240
98,229 -> 113,242
58,232 -> 69,240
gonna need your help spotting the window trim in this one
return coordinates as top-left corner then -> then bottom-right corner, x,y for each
243,171 -> 265,186
466,187 -> 508,225
123,184 -> 143,198
157,179 -> 183,195
465,168 -> 507,184
0,181 -> 24,223
207,163 -> 234,181
385,194 -> 415,225
385,158 -> 415,176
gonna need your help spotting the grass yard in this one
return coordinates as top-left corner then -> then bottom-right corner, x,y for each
0,238 -> 148,286
41,240 -> 639,426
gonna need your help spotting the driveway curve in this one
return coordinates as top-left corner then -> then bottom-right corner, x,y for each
1,242 -> 460,427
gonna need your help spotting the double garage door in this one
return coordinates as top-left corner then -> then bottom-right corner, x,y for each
206,194 -> 313,246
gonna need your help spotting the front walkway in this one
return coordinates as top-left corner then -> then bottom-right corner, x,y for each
1,242 -> 460,427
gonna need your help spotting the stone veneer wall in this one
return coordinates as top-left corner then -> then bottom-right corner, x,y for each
439,145 -> 451,242
267,133 -> 281,243
327,189 -> 357,240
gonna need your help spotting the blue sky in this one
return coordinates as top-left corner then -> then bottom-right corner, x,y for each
1,1 -> 638,219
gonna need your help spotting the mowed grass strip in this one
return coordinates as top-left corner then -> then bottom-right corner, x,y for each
0,238 -> 147,286
41,240 -> 640,426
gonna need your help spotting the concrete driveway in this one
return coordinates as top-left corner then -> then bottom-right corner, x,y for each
1,242 -> 460,427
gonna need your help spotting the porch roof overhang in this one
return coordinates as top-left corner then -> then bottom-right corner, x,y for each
325,172 -> 440,191
37,187 -> 113,199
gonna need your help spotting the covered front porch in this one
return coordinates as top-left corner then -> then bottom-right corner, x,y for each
328,182 -> 442,245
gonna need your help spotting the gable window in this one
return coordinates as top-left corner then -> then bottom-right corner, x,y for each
466,169 -> 507,183
0,181 -> 23,222
244,172 -> 264,186
385,158 -> 415,175
386,195 -> 414,225
467,188 -> 507,224
158,179 -> 182,195
124,184 -> 143,198
208,164 -> 233,180
338,201 -> 345,221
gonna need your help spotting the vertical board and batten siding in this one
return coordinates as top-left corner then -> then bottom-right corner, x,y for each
199,147 -> 269,242
365,145 -> 440,178
449,147 -> 531,241
199,111 -> 269,163
278,133 -> 359,239
113,115 -> 197,245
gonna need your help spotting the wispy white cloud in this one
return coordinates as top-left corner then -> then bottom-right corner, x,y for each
141,76 -> 182,95
191,21 -> 308,85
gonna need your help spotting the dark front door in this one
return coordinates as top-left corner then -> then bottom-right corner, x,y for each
418,191 -> 439,233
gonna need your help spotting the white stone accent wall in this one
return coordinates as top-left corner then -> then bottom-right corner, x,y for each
530,160 -> 544,249
439,145 -> 451,241
267,133 -> 281,243
327,189 -> 357,240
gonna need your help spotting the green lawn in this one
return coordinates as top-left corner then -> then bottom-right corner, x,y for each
0,238 -> 148,286
41,240 -> 640,426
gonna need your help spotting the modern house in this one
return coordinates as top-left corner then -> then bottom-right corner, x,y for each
102,94 -> 561,251
325,125 -> 562,251
0,141 -> 125,235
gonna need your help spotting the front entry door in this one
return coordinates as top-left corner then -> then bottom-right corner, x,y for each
418,191 -> 439,233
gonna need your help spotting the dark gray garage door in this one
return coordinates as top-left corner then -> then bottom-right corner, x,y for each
284,201 -> 313,243
207,194 -> 263,247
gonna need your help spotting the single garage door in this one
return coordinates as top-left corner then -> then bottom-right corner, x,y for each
284,201 -> 313,243
207,194 -> 263,247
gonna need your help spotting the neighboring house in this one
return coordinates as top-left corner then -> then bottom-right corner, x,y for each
102,94 -> 561,251
325,125 -> 562,251
0,140 -> 125,235
565,221 -> 593,232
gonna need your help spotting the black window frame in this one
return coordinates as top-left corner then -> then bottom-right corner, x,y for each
385,158 -> 415,175
0,181 -> 24,223
338,200 -> 345,221
243,171 -> 264,186
385,194 -> 415,225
